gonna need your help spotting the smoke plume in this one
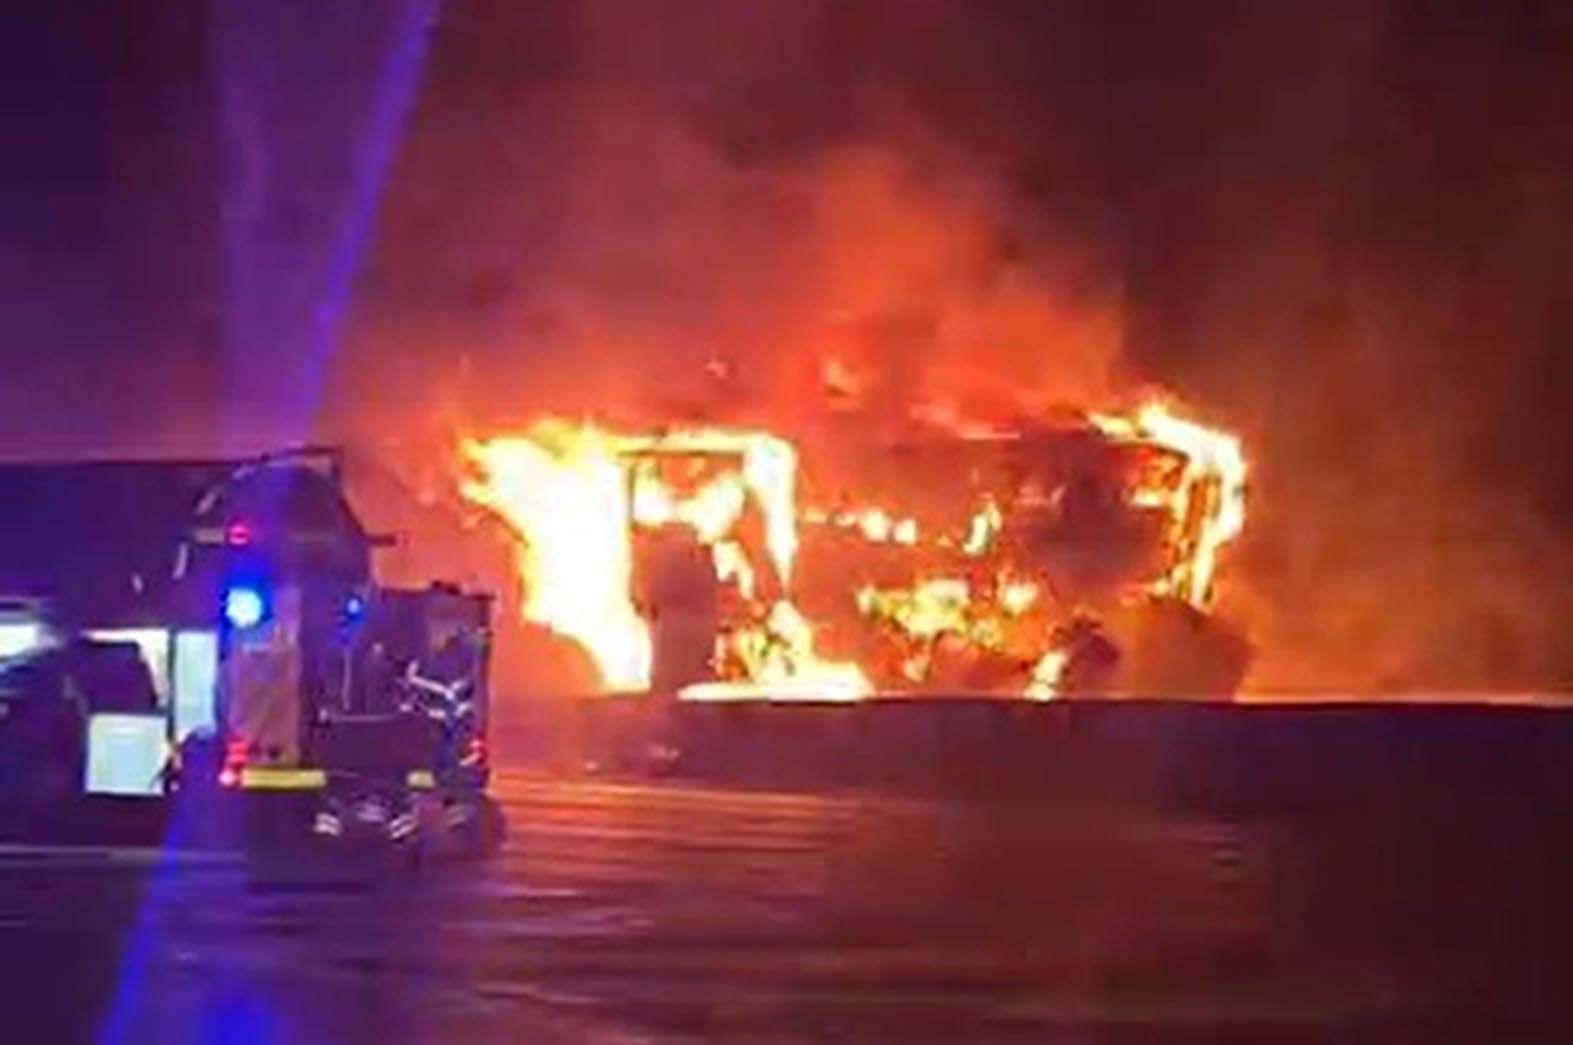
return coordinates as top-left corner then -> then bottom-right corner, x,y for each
314,1 -> 1572,695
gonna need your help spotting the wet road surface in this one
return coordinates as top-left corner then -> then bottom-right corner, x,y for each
0,770 -> 1563,1042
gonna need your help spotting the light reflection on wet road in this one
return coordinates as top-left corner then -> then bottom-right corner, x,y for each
0,772 -> 1481,1042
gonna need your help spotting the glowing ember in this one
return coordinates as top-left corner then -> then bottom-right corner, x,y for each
857,578 -> 973,641
714,600 -> 872,701
962,497 -> 1004,557
998,578 -> 1040,616
1026,648 -> 1069,701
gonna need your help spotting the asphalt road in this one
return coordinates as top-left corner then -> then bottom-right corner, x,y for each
0,769 -> 1561,1043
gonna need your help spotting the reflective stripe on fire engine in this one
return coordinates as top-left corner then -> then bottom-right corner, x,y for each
406,770 -> 435,790
238,766 -> 327,790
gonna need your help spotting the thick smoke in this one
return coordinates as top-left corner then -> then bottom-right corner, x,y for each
322,0 -> 1572,695
327,1 -> 1135,627
331,100 -> 1128,433
1110,1 -> 1573,693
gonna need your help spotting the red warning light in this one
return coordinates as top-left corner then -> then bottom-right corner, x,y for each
461,735 -> 486,768
225,521 -> 254,547
219,738 -> 248,788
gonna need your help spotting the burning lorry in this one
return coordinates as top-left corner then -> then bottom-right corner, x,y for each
0,449 -> 497,849
463,399 -> 1250,702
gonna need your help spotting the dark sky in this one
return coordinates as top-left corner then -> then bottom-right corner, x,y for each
2,1 -> 1570,690
1,4 -> 214,451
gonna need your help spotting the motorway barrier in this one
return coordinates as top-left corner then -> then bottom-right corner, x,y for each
546,695 -> 1573,819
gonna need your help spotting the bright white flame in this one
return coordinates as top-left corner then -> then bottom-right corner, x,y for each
962,498 -> 1003,557
463,424 -> 652,691
1026,649 -> 1068,701
465,423 -> 865,695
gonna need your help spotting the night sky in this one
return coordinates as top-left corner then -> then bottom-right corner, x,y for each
2,1 -> 1570,691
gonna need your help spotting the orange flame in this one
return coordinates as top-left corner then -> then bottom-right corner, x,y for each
1089,400 -> 1248,608
463,421 -> 868,696
462,422 -> 652,690
461,398 -> 1245,701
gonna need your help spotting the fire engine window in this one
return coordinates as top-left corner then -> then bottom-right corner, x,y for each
172,630 -> 219,741
0,652 -> 60,698
0,621 -> 42,659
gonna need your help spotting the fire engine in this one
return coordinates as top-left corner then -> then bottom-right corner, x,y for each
0,448 -> 498,851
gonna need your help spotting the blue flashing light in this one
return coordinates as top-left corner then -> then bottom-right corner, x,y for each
223,586 -> 267,629
344,594 -> 366,620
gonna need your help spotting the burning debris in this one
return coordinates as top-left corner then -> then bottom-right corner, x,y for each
461,399 -> 1248,702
